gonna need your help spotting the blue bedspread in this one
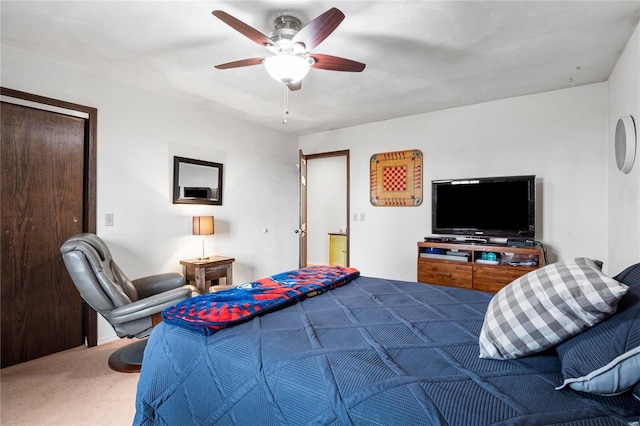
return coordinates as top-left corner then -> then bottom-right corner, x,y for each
134,276 -> 640,425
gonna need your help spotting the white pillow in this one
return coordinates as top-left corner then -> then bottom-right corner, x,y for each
479,258 -> 628,360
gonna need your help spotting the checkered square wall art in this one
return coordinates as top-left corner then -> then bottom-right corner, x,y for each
370,150 -> 423,206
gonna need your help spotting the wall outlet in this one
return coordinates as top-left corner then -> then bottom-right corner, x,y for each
105,213 -> 114,226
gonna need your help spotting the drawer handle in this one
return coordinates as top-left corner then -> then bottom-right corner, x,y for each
428,271 -> 452,277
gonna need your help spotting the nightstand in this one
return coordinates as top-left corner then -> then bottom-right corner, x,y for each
180,256 -> 235,293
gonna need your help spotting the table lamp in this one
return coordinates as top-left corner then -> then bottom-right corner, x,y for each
192,216 -> 214,260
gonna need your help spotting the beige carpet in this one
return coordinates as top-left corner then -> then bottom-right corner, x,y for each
1,338 -> 139,425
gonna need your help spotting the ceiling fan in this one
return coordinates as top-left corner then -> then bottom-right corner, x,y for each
212,8 -> 366,91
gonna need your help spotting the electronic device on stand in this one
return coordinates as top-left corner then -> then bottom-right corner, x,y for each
507,238 -> 535,248
431,175 -> 536,240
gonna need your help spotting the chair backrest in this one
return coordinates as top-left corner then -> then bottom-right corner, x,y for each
60,233 -> 140,319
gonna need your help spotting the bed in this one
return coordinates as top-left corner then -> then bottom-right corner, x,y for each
134,261 -> 640,425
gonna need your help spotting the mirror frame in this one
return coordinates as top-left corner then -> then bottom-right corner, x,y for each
173,156 -> 223,205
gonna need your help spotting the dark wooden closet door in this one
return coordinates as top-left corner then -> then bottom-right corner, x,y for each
1,102 -> 85,367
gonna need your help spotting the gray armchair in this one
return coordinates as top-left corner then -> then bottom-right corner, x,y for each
60,233 -> 199,372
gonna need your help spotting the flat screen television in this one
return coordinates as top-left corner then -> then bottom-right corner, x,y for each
431,175 -> 536,238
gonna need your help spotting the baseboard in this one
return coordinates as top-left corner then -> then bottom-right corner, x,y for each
97,335 -> 120,346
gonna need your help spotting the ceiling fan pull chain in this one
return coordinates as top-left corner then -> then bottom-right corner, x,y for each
282,82 -> 290,124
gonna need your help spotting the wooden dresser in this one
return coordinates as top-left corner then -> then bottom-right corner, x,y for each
417,241 -> 545,293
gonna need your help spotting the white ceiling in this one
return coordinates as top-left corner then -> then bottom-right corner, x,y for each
2,1 -> 640,135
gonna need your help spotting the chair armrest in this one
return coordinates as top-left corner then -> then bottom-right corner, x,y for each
108,287 -> 191,325
133,272 -> 185,299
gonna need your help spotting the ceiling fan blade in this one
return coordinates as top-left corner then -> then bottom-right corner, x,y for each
309,54 -> 366,72
212,10 -> 276,48
292,8 -> 345,50
287,81 -> 302,91
215,57 -> 264,69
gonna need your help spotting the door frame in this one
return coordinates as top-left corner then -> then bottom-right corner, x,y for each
300,150 -> 350,267
1,87 -> 98,346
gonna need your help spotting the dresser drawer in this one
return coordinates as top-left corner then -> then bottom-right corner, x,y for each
418,260 -> 473,288
473,265 -> 534,293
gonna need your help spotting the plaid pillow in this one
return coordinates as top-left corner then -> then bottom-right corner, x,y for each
479,258 -> 629,360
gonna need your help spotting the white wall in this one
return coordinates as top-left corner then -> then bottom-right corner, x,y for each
607,22 -> 640,275
2,47 -> 300,343
300,84 -> 610,281
306,156 -> 347,265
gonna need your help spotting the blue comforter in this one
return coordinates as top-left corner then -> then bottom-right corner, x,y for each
134,276 -> 639,425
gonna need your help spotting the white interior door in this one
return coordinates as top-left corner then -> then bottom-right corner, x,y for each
302,151 -> 350,267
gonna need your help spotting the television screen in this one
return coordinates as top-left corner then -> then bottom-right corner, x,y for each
432,175 -> 536,238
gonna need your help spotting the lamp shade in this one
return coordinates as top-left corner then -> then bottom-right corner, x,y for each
264,54 -> 311,84
192,216 -> 214,236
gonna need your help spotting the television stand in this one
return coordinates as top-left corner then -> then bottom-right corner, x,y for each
417,241 -> 545,293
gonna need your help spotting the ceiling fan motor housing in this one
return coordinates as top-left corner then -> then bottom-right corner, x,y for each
269,15 -> 303,51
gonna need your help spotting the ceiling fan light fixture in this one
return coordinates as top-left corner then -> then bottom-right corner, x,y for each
264,54 -> 311,84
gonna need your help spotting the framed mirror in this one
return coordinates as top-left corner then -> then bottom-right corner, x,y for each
173,156 -> 223,205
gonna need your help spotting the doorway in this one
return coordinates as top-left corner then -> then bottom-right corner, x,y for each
299,150 -> 350,268
1,88 -> 97,367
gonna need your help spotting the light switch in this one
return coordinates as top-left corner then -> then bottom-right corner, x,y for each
359,213 -> 365,221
